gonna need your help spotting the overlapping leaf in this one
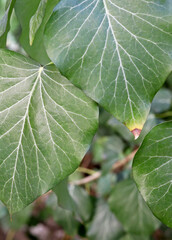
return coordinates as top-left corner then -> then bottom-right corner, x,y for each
0,0 -> 15,47
0,49 -> 98,214
133,121 -> 172,228
29,0 -> 47,46
87,200 -> 123,240
44,0 -> 172,131
108,179 -> 159,235
15,0 -> 59,64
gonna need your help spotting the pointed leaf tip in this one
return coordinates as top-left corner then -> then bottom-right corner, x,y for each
131,128 -> 142,140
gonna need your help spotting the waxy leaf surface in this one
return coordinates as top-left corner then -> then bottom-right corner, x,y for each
45,0 -> 172,130
133,121 -> 172,228
0,49 -> 98,214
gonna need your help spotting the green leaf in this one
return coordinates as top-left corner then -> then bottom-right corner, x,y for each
69,185 -> 93,222
151,88 -> 172,114
120,234 -> 149,240
136,113 -> 159,144
15,0 -> 59,64
87,199 -> 123,240
97,173 -> 116,196
44,0 -> 172,131
29,0 -> 47,46
107,117 -> 133,142
54,205 -> 79,236
0,0 -> 15,47
53,179 -> 76,212
0,49 -> 98,214
133,121 -> 172,228
108,179 -> 160,235
54,179 -> 93,222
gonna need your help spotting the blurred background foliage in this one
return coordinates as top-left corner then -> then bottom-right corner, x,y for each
1,0 -> 172,239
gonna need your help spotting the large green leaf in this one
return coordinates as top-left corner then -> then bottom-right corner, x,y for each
15,0 -> 59,64
87,199 -> 123,240
108,179 -> 159,235
133,121 -> 172,228
44,0 -> 172,131
0,0 -> 16,47
0,49 -> 98,214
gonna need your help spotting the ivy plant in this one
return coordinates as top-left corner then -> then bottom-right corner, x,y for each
0,0 -> 172,234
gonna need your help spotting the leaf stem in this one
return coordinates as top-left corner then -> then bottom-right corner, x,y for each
73,149 -> 138,185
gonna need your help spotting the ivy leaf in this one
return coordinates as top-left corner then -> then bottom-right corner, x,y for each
87,199 -> 123,240
15,0 -> 59,64
44,0 -> 172,132
133,121 -> 172,228
53,179 -> 76,212
108,179 -> 160,235
54,179 -> 93,222
0,49 -> 98,214
29,0 -> 47,46
0,0 -> 15,47
151,88 -> 172,114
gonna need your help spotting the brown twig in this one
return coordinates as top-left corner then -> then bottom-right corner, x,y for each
73,148 -> 138,186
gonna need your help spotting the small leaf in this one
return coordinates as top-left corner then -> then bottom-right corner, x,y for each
54,180 -> 93,222
0,49 -> 98,214
87,199 -> 123,240
0,0 -> 15,47
151,88 -> 172,114
15,0 -> 59,64
69,185 -> 93,222
133,121 -> 172,228
108,179 -> 160,235
29,0 -> 47,46
44,0 -> 172,131
54,205 -> 79,236
53,179 -> 76,212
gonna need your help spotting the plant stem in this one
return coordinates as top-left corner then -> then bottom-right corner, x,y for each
73,148 -> 138,186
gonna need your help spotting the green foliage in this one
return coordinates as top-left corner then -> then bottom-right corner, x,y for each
0,49 -> 98,214
0,0 -> 172,239
87,200 -> 123,240
108,179 -> 160,235
133,121 -> 172,228
44,0 -> 172,131
15,0 -> 59,64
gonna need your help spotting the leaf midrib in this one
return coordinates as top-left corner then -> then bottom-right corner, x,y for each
8,67 -> 42,212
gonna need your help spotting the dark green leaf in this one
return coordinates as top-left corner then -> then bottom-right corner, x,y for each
15,0 -> 59,64
151,88 -> 172,114
54,205 -> 79,236
133,121 -> 172,228
54,180 -> 93,222
97,173 -> 116,196
29,0 -> 47,46
108,179 -> 160,235
87,199 -> 123,240
0,49 -> 98,214
44,0 -> 172,131
69,185 -> 93,222
53,179 -> 76,212
0,0 -> 15,47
